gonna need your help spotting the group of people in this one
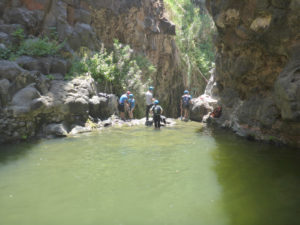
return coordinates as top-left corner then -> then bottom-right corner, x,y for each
118,86 -> 193,128
118,91 -> 136,120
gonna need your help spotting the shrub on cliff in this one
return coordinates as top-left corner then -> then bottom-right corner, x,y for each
0,28 -> 64,60
18,37 -> 64,57
165,0 -> 216,95
67,40 -> 156,118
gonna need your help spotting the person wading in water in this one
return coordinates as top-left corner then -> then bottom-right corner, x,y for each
151,100 -> 163,128
180,90 -> 192,121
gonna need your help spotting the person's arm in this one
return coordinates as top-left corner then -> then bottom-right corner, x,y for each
150,106 -> 154,115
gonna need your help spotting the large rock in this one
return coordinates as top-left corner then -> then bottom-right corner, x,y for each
0,60 -> 27,81
206,0 -> 300,147
45,123 -> 68,137
98,93 -> 119,119
190,95 -> 218,122
10,84 -> 41,115
16,56 -> 50,74
3,7 -> 43,32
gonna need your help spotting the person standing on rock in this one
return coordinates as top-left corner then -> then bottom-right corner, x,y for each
118,91 -> 130,120
145,86 -> 154,122
128,93 -> 135,119
151,100 -> 163,128
181,90 -> 192,121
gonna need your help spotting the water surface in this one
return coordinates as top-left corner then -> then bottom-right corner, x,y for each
0,122 -> 300,225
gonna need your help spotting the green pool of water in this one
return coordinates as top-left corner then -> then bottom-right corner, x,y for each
0,122 -> 300,225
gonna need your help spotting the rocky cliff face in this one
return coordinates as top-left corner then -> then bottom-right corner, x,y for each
205,0 -> 300,147
0,0 -> 184,143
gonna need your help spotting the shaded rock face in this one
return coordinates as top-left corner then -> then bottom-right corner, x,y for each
206,0 -> 300,147
0,60 -> 118,143
1,0 -> 183,116
89,0 -> 183,116
0,0 -> 185,143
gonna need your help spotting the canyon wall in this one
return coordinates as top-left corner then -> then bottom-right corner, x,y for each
0,0 -> 184,143
206,0 -> 300,147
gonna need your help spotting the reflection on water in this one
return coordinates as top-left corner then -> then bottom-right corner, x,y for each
212,129 -> 300,225
0,122 -> 299,225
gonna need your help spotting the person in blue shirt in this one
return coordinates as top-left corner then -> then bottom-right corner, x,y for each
128,93 -> 135,119
118,91 -> 130,120
180,90 -> 192,121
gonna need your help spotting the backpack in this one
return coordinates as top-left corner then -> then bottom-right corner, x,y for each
153,105 -> 161,115
182,95 -> 190,106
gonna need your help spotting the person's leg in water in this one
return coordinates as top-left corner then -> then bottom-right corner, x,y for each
184,105 -> 189,120
154,115 -> 161,128
146,105 -> 150,121
146,104 -> 153,121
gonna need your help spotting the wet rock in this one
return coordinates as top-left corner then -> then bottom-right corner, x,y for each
190,95 -> 218,122
45,123 -> 68,137
69,125 -> 92,135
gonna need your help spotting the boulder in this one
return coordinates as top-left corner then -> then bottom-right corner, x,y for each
3,7 -> 43,32
0,60 -> 27,81
72,23 -> 97,50
98,93 -> 119,119
190,95 -> 218,122
65,96 -> 89,115
16,56 -> 52,74
45,123 -> 68,137
50,58 -> 68,75
89,95 -> 106,118
11,84 -> 40,107
69,125 -> 92,135
0,78 -> 10,106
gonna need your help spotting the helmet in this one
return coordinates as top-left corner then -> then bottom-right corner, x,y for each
184,90 -> 189,94
127,91 -> 131,95
129,94 -> 133,98
149,86 -> 154,91
154,100 -> 159,105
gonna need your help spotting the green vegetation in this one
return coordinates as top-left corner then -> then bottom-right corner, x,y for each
0,28 -> 64,60
66,40 -> 155,118
164,0 -> 216,95
67,40 -> 155,97
46,74 -> 55,80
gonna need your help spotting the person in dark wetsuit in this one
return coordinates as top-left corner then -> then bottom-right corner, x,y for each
180,90 -> 192,121
151,100 -> 163,128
